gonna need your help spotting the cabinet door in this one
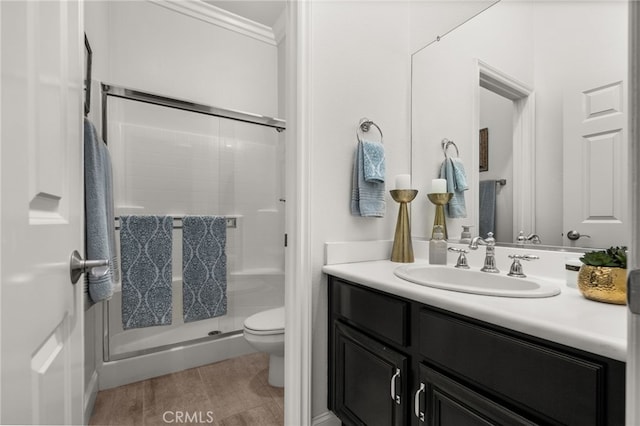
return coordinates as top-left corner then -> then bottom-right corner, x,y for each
333,321 -> 408,426
414,364 -> 535,426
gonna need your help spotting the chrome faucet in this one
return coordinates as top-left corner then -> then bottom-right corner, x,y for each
516,231 -> 542,246
469,232 -> 499,273
507,254 -> 539,278
448,247 -> 470,269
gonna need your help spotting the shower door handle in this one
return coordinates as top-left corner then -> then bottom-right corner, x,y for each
69,250 -> 109,284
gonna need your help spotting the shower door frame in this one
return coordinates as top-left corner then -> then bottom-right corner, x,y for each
100,82 -> 286,362
100,82 -> 286,145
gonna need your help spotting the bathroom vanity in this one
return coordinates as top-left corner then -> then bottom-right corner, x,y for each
324,259 -> 626,426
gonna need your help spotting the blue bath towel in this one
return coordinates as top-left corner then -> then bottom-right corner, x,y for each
351,140 -> 385,217
120,215 -> 173,329
84,118 -> 118,303
479,180 -> 497,238
362,140 -> 385,183
439,157 -> 469,218
182,216 -> 227,322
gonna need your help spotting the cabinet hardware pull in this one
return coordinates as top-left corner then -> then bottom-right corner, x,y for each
414,382 -> 426,422
390,368 -> 401,405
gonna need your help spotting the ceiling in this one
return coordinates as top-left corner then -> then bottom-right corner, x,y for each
203,1 -> 286,27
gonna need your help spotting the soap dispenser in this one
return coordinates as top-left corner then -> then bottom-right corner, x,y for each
429,225 -> 447,265
460,225 -> 473,243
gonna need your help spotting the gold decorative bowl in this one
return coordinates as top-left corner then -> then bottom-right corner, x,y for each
577,265 -> 627,305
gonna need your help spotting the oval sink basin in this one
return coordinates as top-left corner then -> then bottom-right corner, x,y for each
394,265 -> 560,298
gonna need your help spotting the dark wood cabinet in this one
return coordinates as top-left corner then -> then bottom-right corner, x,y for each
416,364 -> 535,426
328,276 -> 625,426
332,321 -> 408,426
418,308 -> 624,425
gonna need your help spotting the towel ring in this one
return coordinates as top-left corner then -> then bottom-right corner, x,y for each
357,117 -> 383,144
441,138 -> 459,157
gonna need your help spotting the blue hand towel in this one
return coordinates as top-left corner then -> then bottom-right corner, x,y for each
351,141 -> 385,217
439,157 -> 469,218
84,118 -> 118,303
120,215 -> 173,329
479,180 -> 497,238
182,216 -> 227,323
362,140 -> 385,183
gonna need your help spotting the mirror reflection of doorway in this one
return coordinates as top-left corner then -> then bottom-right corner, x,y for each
479,88 -> 513,240
477,60 -> 535,244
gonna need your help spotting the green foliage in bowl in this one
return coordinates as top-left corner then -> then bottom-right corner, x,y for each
579,246 -> 627,269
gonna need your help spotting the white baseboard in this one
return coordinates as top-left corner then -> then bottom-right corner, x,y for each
311,411 -> 341,426
84,370 -> 99,425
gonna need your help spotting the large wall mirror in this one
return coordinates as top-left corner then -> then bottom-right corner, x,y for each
411,0 -> 629,249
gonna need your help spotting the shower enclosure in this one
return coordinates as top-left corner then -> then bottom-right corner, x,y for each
98,84 -> 286,386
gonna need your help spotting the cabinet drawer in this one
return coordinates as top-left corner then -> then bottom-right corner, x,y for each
330,278 -> 408,346
419,308 -> 609,426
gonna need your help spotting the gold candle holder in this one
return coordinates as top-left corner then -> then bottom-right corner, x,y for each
427,192 -> 453,240
390,189 -> 418,263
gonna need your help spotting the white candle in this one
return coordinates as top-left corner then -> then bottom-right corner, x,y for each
395,174 -> 411,189
431,178 -> 447,193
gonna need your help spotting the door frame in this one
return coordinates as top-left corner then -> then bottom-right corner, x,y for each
475,59 -> 535,241
284,0 -> 313,424
627,1 -> 640,424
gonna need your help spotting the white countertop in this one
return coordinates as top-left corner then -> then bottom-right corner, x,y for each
322,258 -> 627,361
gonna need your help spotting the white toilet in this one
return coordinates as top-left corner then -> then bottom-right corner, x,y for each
243,306 -> 285,387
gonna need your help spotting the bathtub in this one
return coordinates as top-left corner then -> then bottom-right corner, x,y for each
98,272 -> 284,390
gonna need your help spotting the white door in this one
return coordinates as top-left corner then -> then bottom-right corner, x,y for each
1,1 -> 84,424
562,78 -> 628,248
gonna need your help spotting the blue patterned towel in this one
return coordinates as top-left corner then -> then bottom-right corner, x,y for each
351,141 -> 385,217
362,140 -> 385,183
182,216 -> 227,323
120,216 -> 173,329
440,157 -> 469,218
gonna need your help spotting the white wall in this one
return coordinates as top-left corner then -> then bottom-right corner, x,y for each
410,0 -> 497,54
107,2 -> 278,116
308,1 -> 412,419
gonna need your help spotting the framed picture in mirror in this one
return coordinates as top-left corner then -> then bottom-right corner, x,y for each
479,127 -> 488,172
84,33 -> 92,116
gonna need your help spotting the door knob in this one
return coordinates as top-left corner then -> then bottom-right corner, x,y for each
69,250 -> 109,284
566,230 -> 591,241
628,269 -> 640,314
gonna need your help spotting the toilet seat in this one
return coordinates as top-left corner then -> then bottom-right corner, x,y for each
243,307 -> 284,336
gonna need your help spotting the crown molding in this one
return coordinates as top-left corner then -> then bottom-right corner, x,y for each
272,8 -> 287,45
148,0 -> 277,46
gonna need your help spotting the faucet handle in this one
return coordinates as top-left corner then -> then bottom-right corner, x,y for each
507,254 -> 539,278
485,232 -> 495,244
448,247 -> 470,269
